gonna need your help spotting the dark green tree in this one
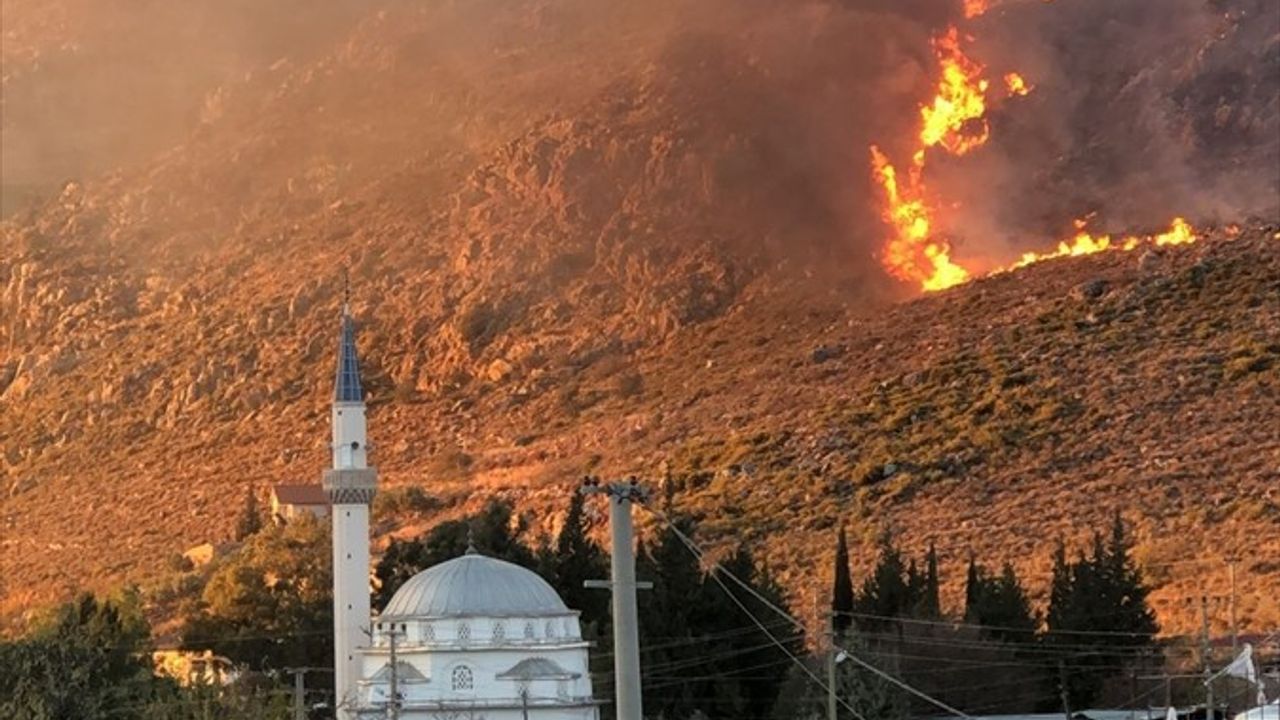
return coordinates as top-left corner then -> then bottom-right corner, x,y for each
919,542 -> 941,619
1045,515 -> 1159,709
832,525 -> 855,636
372,499 -> 537,611
180,515 -> 333,677
963,560 -> 1037,645
536,489 -> 610,633
637,517 -> 802,719
235,482 -> 263,541
0,591 -> 164,720
769,633 -> 908,720
855,532 -> 910,632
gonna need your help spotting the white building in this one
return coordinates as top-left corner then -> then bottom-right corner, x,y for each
322,300 -> 378,717
355,551 -> 599,719
320,298 -> 598,720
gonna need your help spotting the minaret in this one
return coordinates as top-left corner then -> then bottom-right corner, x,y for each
322,296 -> 377,719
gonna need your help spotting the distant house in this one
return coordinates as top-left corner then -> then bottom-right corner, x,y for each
271,484 -> 329,524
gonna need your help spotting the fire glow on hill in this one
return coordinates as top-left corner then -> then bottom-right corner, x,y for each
869,15 -> 1199,292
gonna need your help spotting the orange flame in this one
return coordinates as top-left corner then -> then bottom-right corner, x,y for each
1154,217 -> 1196,246
963,0 -> 990,19
1001,217 -> 1200,273
919,28 -> 991,155
1004,72 -> 1032,96
869,26 -> 994,291
870,146 -> 970,291
866,19 -> 1199,293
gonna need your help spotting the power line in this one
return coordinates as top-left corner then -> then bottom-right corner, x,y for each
645,502 -> 975,719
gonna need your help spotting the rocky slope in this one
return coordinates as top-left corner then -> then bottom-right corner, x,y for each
2,0 -> 1278,637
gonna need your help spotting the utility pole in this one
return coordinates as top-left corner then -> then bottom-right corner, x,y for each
1059,660 -> 1072,720
387,625 -> 402,720
1226,558 -> 1238,655
1130,670 -> 1138,720
287,668 -> 307,720
582,477 -> 651,720
1202,595 -> 1214,720
827,613 -> 838,720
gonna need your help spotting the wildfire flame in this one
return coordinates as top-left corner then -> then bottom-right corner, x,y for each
870,146 -> 970,291
919,28 -> 991,156
1154,217 -> 1196,246
867,23 -> 1201,293
1003,217 -> 1198,272
963,0 -> 990,19
1004,72 -> 1031,96
869,26 -> 1003,292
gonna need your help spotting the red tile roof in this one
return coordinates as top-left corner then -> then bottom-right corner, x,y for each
272,484 -> 329,506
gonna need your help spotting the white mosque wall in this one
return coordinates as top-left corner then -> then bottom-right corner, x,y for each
357,614 -> 597,720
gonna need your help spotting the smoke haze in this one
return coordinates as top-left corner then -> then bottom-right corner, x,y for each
3,0 -> 1276,273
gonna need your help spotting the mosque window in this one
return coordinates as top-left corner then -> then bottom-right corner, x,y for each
492,621 -> 506,642
422,622 -> 435,641
523,622 -> 536,640
557,679 -> 569,698
457,622 -> 471,642
451,665 -> 474,692
545,620 -> 556,639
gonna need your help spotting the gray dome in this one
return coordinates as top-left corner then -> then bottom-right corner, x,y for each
381,553 -> 570,619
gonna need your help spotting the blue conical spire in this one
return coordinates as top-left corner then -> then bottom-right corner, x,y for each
334,306 -> 363,403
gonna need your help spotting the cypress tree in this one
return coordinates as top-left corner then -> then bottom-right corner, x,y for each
921,542 -> 941,619
963,555 -> 982,622
234,483 -> 262,540
1045,518 -> 1158,709
832,525 -> 855,635
857,532 -> 910,631
539,490 -> 610,632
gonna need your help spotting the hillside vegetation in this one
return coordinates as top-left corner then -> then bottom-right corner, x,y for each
2,0 -> 1278,637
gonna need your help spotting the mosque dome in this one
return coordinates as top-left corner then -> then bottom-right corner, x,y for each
381,552 -> 571,620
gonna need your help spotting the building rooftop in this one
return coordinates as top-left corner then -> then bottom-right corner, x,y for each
272,484 -> 329,506
380,552 -> 570,620
334,310 -> 363,403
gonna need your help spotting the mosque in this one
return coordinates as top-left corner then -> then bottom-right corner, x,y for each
320,301 -> 598,719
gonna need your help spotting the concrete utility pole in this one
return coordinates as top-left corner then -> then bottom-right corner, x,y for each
387,625 -> 402,720
827,614 -> 838,720
288,668 -> 307,720
1202,595 -> 1214,720
1227,558 -> 1239,655
582,477 -> 651,720
1059,660 -> 1073,720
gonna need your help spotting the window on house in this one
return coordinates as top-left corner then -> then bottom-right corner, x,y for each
451,665 -> 474,692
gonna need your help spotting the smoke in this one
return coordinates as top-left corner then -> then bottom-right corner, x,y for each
0,0 -> 366,214
3,0 -> 1275,279
932,0 -> 1280,264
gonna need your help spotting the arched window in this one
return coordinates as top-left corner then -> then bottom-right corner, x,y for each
451,665 -> 474,692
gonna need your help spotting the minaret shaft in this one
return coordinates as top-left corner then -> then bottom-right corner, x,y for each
323,306 -> 376,720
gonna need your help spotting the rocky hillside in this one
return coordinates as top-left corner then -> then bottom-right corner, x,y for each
2,0 -> 1278,637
